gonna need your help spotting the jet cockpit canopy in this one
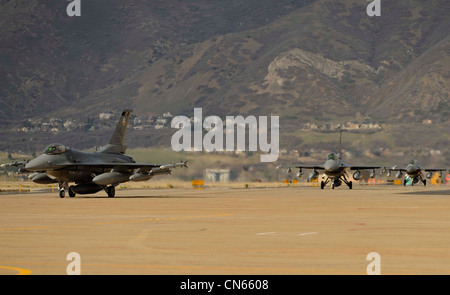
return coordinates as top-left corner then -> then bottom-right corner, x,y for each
44,144 -> 69,155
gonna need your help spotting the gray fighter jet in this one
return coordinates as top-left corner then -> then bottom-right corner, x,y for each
278,130 -> 380,189
386,160 -> 447,186
21,109 -> 187,198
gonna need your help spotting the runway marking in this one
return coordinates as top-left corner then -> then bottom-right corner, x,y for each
0,214 -> 233,232
0,265 -> 32,275
256,232 -> 276,236
298,232 -> 318,236
256,232 -> 317,236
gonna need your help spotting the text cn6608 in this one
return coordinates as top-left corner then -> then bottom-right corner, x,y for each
224,280 -> 269,290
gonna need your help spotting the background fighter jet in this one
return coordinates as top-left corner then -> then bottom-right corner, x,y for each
21,109 -> 187,198
278,130 -> 380,189
386,160 -> 447,186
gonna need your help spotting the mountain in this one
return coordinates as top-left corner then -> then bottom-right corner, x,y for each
0,0 -> 315,120
125,0 -> 449,124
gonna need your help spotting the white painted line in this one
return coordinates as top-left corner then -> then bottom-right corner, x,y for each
298,232 -> 317,236
256,232 -> 276,236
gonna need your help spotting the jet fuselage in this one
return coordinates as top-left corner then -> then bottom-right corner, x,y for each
25,147 -> 135,184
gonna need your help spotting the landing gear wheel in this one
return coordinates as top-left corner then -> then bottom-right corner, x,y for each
107,186 -> 115,198
320,181 -> 325,190
348,181 -> 353,190
403,179 -> 407,186
423,179 -> 426,186
69,186 -> 76,198
59,190 -> 65,198
331,183 -> 335,190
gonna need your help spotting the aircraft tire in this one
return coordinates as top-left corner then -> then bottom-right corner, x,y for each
107,186 -> 115,198
320,181 -> 325,190
59,190 -> 65,198
349,181 -> 353,189
68,186 -> 76,198
423,179 -> 426,186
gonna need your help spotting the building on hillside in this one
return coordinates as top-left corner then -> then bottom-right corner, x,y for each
204,169 -> 230,182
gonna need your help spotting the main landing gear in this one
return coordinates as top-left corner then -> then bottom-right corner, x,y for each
58,183 -> 116,198
105,185 -> 115,198
320,174 -> 352,190
404,176 -> 426,186
58,183 -> 77,198
68,186 -> 76,198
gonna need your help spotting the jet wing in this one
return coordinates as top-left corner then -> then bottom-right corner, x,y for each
288,163 -> 380,170
387,165 -> 446,172
349,165 -> 381,170
277,164 -> 325,170
385,165 -> 406,172
56,161 -> 188,172
423,168 -> 447,172
292,164 -> 325,170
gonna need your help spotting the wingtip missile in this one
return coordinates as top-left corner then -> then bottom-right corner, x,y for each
0,160 -> 29,168
159,161 -> 188,170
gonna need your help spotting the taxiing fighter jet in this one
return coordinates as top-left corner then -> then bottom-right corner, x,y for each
18,109 -> 187,198
278,130 -> 380,189
386,160 -> 447,186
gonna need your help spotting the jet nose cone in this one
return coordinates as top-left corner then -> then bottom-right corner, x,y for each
406,164 -> 416,174
25,157 -> 47,171
324,160 -> 340,172
25,159 -> 39,171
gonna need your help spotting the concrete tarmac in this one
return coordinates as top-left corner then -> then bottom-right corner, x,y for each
0,185 -> 450,275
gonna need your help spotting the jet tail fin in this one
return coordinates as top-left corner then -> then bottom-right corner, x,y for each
98,109 -> 133,154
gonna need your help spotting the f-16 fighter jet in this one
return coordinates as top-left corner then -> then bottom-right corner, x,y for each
21,109 -> 187,198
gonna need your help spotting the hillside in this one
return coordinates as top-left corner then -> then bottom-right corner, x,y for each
0,0 -> 315,120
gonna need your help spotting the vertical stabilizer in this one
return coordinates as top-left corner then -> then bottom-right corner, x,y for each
98,109 -> 133,154
110,109 -> 132,146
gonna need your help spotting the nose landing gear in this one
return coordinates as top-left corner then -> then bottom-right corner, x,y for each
58,182 -> 69,198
